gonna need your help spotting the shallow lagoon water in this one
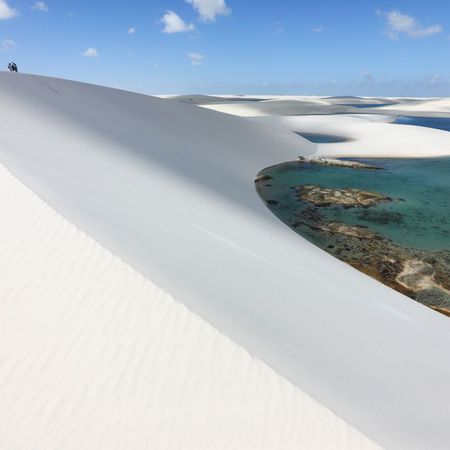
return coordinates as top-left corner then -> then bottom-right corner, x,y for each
256,157 -> 450,314
295,132 -> 350,144
258,158 -> 450,251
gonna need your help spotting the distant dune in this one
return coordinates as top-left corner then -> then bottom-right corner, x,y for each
1,73 -> 450,450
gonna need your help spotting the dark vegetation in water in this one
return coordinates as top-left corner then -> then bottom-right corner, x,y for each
357,209 -> 405,225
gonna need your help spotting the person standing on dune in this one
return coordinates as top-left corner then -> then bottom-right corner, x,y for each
7,62 -> 18,72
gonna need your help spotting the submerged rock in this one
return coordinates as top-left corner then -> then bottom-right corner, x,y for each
315,222 -> 379,240
296,185 -> 392,208
396,259 -> 435,291
396,259 -> 450,304
297,216 -> 450,317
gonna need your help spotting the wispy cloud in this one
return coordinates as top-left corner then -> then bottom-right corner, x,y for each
0,39 -> 16,52
428,74 -> 445,84
32,1 -> 48,12
312,27 -> 324,33
362,70 -> 373,82
0,0 -> 18,20
274,21 -> 283,34
382,10 -> 442,39
186,0 -> 230,22
127,27 -> 135,35
81,47 -> 98,58
161,10 -> 195,33
187,52 -> 204,65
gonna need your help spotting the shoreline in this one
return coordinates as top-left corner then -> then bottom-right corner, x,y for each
256,154 -> 450,180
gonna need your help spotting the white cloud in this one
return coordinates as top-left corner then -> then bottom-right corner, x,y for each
428,74 -> 445,84
81,47 -> 98,57
384,10 -> 442,39
362,70 -> 373,82
32,1 -> 48,12
187,52 -> 204,65
161,10 -> 195,34
274,21 -> 283,34
186,0 -> 230,22
127,27 -> 135,34
312,27 -> 324,33
0,39 -> 15,52
0,0 -> 18,19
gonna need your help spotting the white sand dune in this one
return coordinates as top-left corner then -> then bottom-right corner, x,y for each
196,95 -> 407,117
200,99 -> 353,116
199,99 -> 450,157
164,94 -> 271,105
254,114 -> 450,157
378,97 -> 450,114
199,94 -> 450,118
1,73 -> 450,450
0,163 -> 378,450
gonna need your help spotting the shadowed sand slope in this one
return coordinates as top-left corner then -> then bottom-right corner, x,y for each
0,164 -> 379,450
1,73 -> 450,450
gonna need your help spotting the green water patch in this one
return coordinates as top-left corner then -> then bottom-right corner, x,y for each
256,157 -> 450,316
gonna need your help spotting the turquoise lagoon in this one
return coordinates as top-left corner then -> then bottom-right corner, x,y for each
256,158 -> 450,314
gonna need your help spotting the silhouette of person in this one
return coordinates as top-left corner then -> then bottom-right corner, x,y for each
7,62 -> 13,72
12,62 -> 18,72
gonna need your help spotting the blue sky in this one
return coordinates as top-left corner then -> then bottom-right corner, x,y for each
1,0 -> 450,95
